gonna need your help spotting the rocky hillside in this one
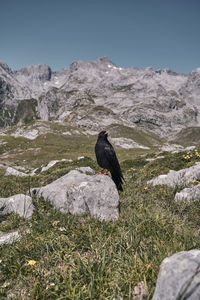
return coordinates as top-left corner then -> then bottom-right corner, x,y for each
0,57 -> 200,137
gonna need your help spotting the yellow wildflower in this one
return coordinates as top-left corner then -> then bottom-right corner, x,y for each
28,260 -> 36,266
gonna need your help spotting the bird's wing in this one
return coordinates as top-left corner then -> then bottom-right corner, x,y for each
104,144 -> 124,191
104,145 -> 123,177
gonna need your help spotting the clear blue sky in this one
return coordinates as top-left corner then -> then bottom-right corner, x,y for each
0,0 -> 199,74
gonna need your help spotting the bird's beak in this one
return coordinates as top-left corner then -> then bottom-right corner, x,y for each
105,131 -> 110,135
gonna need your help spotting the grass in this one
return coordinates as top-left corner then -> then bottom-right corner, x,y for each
172,127 -> 200,146
0,123 -> 200,299
0,121 -> 158,169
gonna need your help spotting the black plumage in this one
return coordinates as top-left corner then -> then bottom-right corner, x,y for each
95,131 -> 124,191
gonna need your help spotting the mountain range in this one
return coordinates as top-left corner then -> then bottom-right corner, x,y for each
0,57 -> 200,138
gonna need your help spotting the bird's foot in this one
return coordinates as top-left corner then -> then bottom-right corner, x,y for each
96,169 -> 110,176
96,169 -> 105,175
103,170 -> 110,176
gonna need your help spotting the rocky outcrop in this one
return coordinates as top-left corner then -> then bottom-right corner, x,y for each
76,166 -> 95,174
175,185 -> 200,202
5,167 -> 28,177
41,159 -> 72,172
148,162 -> 200,188
31,170 -> 119,221
148,162 -> 200,202
110,137 -> 150,149
0,170 -> 118,247
0,61 -> 68,127
153,250 -> 200,300
0,194 -> 34,219
15,64 -> 52,83
180,68 -> 200,108
0,230 -> 21,245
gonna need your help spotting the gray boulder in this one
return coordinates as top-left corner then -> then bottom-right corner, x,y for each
5,167 -> 28,177
41,159 -> 70,172
0,230 -> 21,245
148,162 -> 200,188
153,250 -> 200,300
76,166 -> 95,174
175,185 -> 200,201
31,170 -> 119,221
0,194 -> 34,219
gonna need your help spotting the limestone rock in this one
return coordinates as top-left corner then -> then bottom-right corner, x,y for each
31,170 -> 119,221
5,167 -> 28,177
0,194 -> 34,219
11,122 -> 51,139
160,143 -> 184,153
76,166 -> 95,174
0,230 -> 21,245
153,250 -> 200,300
110,137 -> 150,149
148,162 -> 200,188
41,159 -> 70,172
133,281 -> 147,299
175,185 -> 200,201
160,144 -> 195,153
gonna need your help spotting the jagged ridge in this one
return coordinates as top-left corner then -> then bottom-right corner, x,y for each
0,57 -> 200,137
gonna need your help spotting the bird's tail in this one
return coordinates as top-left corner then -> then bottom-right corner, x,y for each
110,169 -> 124,191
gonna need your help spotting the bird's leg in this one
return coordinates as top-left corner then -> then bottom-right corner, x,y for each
96,169 -> 105,175
96,169 -> 111,176
103,170 -> 110,176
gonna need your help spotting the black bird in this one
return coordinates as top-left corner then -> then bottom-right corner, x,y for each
95,131 -> 124,191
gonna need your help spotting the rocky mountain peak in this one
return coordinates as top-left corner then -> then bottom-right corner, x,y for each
188,68 -> 200,84
155,68 -> 185,76
69,56 -> 119,73
97,56 -> 118,67
190,67 -> 200,74
15,64 -> 52,82
0,61 -> 12,74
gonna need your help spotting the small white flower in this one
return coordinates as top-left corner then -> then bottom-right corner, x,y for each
59,227 -> 66,232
